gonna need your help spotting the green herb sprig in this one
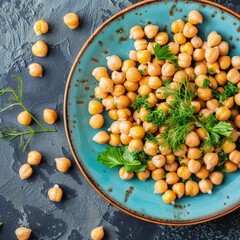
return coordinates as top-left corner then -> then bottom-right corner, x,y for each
213,82 -> 238,102
0,76 -> 56,151
153,43 -> 178,69
97,145 -> 148,172
132,95 -> 150,111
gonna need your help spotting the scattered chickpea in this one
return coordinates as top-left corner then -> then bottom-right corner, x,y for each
89,114 -> 104,129
136,169 -> 150,181
19,163 -> 33,180
218,41 -> 229,56
55,157 -> 71,173
28,63 -> 43,77
185,180 -> 199,196
63,13 -> 79,29
17,111 -> 32,126
32,40 -> 48,57
43,109 -> 58,124
207,31 -> 222,47
130,26 -> 145,39
172,182 -> 185,198
183,22 -> 198,38
231,56 -> 240,69
188,10 -> 203,25
151,168 -> 165,181
88,100 -> 103,115
27,150 -> 42,165
34,19 -> 49,36
188,159 -> 201,173
203,153 -> 219,170
171,19 -> 185,33
48,184 -> 63,202
119,166 -> 134,180
15,226 -> 32,240
209,171 -> 224,185
93,131 -> 110,144
162,190 -> 176,204
92,67 -> 109,81
107,55 -> 122,71
90,226 -> 104,240
224,160 -> 238,173
144,24 -> 159,38
199,179 -> 213,194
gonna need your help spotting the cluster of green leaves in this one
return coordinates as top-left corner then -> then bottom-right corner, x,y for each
132,95 -> 150,111
97,145 -> 149,172
0,76 -> 56,151
213,82 -> 238,102
144,132 -> 158,144
153,43 -> 178,69
202,78 -> 211,88
146,109 -> 166,127
219,152 -> 229,165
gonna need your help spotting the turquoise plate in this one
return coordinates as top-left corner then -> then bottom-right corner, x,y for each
64,0 -> 240,225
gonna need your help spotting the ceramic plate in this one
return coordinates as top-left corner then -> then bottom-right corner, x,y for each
64,0 -> 240,225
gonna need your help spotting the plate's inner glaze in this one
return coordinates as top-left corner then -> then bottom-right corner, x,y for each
66,0 -> 240,223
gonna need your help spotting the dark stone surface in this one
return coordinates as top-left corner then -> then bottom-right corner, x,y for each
0,0 -> 239,239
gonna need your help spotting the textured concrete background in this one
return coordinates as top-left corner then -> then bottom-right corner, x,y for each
0,0 -> 239,239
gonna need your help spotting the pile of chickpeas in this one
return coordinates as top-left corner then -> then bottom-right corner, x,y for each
89,9 -> 240,204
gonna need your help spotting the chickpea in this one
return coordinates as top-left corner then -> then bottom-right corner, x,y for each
147,76 -> 162,90
152,168 -> 165,181
174,145 -> 187,157
209,76 -> 218,89
123,81 -> 138,92
207,31 -> 222,47
199,179 -> 213,194
197,87 -> 213,101
178,53 -> 192,68
168,42 -> 180,55
138,107 -> 148,122
216,106 -> 231,121
48,184 -> 63,202
161,62 -> 176,77
224,160 -> 238,173
43,109 -> 58,124
173,70 -> 187,84
206,99 -> 219,111
203,152 -> 219,170
111,71 -> 125,84
136,169 -> 150,181
177,166 -> 191,180
159,145 -> 172,155
185,132 -> 200,148
155,32 -> 169,46
88,100 -> 103,114
94,86 -> 108,99
215,71 -> 227,86
112,85 -> 125,97
174,33 -> 187,45
126,91 -> 137,105
154,179 -> 168,194
114,95 -> 130,109
144,24 -> 159,38
19,163 -> 33,180
101,96 -> 114,110
185,180 -> 199,196
126,67 -> 142,82
165,172 -> 179,185
139,76 -> 149,85
134,39 -> 148,51
201,41 -> 208,50
15,227 -> 32,240
222,95 -> 234,108
27,150 -> 42,165
185,67 -> 195,80
218,41 -> 229,56
120,133 -> 132,145
187,159 -> 201,173
92,67 -> 109,81
138,84 -> 152,96
227,68 -> 240,84
157,102 -> 170,114
209,171 -> 224,185
28,63 -> 43,77
191,101 -> 201,113
130,25 -> 145,39
99,77 -> 113,92
63,13 -> 79,29
193,49 -> 205,62
128,139 -> 143,151
138,64 -> 148,75
183,22 -> 198,38
179,157 -> 190,166
121,59 -> 136,73
144,141 -> 158,156
150,155 -> 165,168
218,56 -> 231,70
162,190 -> 176,204
164,161 -> 178,172
17,111 -> 32,126
194,63 -> 207,76
55,157 -> 71,173
234,93 -> 240,106
119,121 -> 132,134
230,129 -> 239,142
234,115 -> 240,128
187,147 -> 202,159
231,56 -> 240,69
119,166 -> 134,180
205,47 -> 219,64
195,166 -> 209,179
229,150 -> 240,164
109,133 -> 121,146
147,160 -> 157,171
147,42 -> 157,54
90,226 -> 104,240
129,50 -> 138,61
34,19 -> 49,35
188,10 -> 203,25
147,62 -> 161,76
191,36 -> 203,48
222,139 -> 236,154
92,131 -> 109,144
180,42 -> 194,55
171,19 -> 185,33
172,182 -> 185,198
32,40 -> 48,57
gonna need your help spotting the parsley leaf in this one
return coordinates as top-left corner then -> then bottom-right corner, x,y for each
97,145 -> 148,173
219,152 -> 229,165
208,68 -> 214,75
139,68 -> 146,73
146,109 -> 166,127
144,133 -> 158,144
213,82 -> 238,102
203,78 -> 211,88
153,43 -> 178,69
132,95 -> 150,111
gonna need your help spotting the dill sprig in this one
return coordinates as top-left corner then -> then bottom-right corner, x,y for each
132,95 -> 150,111
153,43 -> 178,69
212,82 -> 238,102
0,75 -> 56,151
146,109 -> 166,127
144,132 -> 158,144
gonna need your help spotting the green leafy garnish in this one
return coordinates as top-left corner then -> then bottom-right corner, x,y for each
153,43 -> 178,69
139,68 -> 146,73
203,78 -> 211,88
219,152 -> 229,165
144,133 -> 158,144
213,82 -> 238,102
146,109 -> 166,127
208,68 -> 214,75
0,76 -> 56,151
132,95 -> 150,111
97,145 -> 148,173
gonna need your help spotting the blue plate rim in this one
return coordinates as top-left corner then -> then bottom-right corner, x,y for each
63,0 -> 240,225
